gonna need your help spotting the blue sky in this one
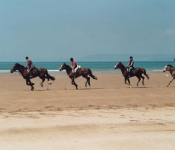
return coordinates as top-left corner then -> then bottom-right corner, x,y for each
0,0 -> 175,61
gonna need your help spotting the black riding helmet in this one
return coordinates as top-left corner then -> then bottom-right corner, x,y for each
70,58 -> 73,61
26,56 -> 29,59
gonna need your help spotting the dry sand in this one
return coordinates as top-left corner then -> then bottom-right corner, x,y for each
0,72 -> 175,150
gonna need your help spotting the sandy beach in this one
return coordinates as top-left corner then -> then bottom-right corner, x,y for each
0,72 -> 175,150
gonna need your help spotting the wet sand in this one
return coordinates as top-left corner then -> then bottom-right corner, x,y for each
0,72 -> 175,150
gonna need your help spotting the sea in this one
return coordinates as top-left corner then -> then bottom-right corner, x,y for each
0,61 -> 175,75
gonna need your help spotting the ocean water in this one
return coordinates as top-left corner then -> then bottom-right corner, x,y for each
0,61 -> 175,74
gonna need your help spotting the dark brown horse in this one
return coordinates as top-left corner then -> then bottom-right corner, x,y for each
10,63 -> 55,90
59,63 -> 97,89
163,64 -> 175,87
114,61 -> 149,86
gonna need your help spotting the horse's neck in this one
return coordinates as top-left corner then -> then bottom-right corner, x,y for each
119,64 -> 127,74
65,65 -> 72,74
17,65 -> 25,75
169,68 -> 175,75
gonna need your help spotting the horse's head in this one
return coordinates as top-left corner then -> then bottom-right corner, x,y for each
114,61 -> 122,69
59,63 -> 66,71
10,63 -> 19,73
163,64 -> 174,72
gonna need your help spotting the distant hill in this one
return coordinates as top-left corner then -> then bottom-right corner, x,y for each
78,54 -> 175,61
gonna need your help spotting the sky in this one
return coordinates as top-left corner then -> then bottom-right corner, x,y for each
0,0 -> 175,61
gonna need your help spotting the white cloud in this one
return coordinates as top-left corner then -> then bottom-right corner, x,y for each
165,30 -> 175,35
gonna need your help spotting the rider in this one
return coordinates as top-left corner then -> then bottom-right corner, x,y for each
25,56 -> 35,76
70,57 -> 78,77
127,56 -> 134,78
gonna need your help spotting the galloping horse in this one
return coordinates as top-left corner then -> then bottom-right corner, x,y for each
10,63 -> 55,90
163,64 -> 175,87
114,61 -> 149,86
59,63 -> 97,89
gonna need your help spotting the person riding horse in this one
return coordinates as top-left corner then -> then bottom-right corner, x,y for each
114,61 -> 149,86
10,63 -> 55,90
70,57 -> 79,78
127,56 -> 134,78
25,56 -> 35,76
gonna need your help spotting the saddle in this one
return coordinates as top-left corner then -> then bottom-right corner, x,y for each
32,68 -> 38,75
27,67 -> 38,75
74,68 -> 81,78
129,67 -> 136,76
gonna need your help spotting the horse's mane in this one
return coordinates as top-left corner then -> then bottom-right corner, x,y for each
63,63 -> 72,69
167,64 -> 174,68
15,63 -> 25,68
119,61 -> 126,68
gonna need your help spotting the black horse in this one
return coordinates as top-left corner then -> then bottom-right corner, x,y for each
59,63 -> 97,89
114,61 -> 149,86
10,63 -> 55,90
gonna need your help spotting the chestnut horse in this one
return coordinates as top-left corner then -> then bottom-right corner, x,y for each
10,63 -> 55,90
59,63 -> 97,89
114,61 -> 149,86
163,64 -> 175,87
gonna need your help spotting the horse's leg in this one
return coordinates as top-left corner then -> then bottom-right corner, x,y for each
48,79 -> 51,84
82,75 -> 90,87
71,78 -> 78,89
127,78 -> 130,85
26,79 -> 34,90
45,70 -> 55,84
45,74 -> 51,84
87,76 -> 90,86
141,76 -> 145,86
124,78 -> 128,84
136,76 -> 141,86
40,78 -> 45,87
167,77 -> 174,87
26,79 -> 34,86
26,79 -> 30,86
124,77 -> 130,85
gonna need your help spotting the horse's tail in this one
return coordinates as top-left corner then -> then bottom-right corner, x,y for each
46,70 -> 55,81
142,68 -> 149,79
88,69 -> 97,80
